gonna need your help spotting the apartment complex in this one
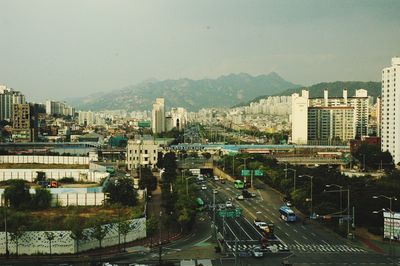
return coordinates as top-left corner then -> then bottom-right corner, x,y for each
126,136 -> 159,170
381,57 -> 400,165
291,89 -> 369,145
0,85 -> 26,121
45,100 -> 75,117
151,98 -> 187,134
12,103 -> 38,142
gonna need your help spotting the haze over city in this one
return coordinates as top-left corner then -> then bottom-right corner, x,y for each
1,0 -> 400,102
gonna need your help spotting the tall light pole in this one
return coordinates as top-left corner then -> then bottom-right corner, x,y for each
372,195 -> 397,255
299,175 -> 313,219
326,184 -> 343,214
325,185 -> 351,238
284,168 -> 297,192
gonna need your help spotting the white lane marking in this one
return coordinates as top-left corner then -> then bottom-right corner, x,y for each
302,235 -> 308,240
293,228 -> 298,233
285,232 -> 290,237
322,240 -> 329,245
257,189 -> 264,201
243,217 -> 264,237
224,220 -> 239,240
234,219 -> 254,240
301,225 -> 306,229
311,232 -> 316,237
294,240 -> 301,245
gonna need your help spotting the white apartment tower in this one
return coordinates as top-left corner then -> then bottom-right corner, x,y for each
152,98 -> 165,134
381,57 -> 400,165
291,90 -> 309,144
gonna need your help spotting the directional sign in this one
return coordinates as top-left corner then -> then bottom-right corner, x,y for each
254,170 -> 264,176
218,208 -> 243,218
241,170 -> 251,177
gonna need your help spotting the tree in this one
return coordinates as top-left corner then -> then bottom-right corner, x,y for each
202,152 -> 211,160
117,220 -> 132,251
65,213 -> 86,253
4,180 -> 31,209
90,220 -> 109,248
139,167 -> 158,192
31,188 -> 52,210
44,232 -> 55,255
8,212 -> 28,256
104,177 -> 138,206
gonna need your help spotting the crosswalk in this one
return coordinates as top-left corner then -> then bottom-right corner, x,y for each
289,244 -> 366,253
225,242 -> 366,253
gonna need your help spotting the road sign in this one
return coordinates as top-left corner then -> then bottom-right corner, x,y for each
218,208 -> 242,218
254,170 -> 264,176
241,170 -> 251,177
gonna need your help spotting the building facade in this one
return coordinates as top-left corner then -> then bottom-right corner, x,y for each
291,89 -> 369,145
151,98 -> 165,134
45,100 -> 75,117
381,57 -> 400,165
0,85 -> 26,121
12,104 -> 38,142
126,137 -> 159,170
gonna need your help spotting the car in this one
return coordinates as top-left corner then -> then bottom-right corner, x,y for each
250,192 -> 257,198
213,189 -> 218,194
201,185 -> 207,190
252,247 -> 264,258
236,194 -> 244,200
225,201 -> 233,208
214,175 -> 219,181
286,201 -> 293,207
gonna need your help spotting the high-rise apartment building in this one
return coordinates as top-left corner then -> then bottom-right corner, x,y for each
152,98 -> 165,134
12,103 -> 38,142
291,89 -> 369,145
45,100 -> 75,117
0,85 -> 26,121
381,57 -> 400,164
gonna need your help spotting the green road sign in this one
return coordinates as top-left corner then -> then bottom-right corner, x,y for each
254,170 -> 264,176
218,208 -> 243,218
241,170 -> 251,177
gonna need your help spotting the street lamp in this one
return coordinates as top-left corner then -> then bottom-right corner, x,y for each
372,195 -> 397,255
284,168 -> 297,192
325,184 -> 343,214
299,175 -> 313,219
325,185 -> 351,238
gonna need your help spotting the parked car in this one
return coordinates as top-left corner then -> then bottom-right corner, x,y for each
201,185 -> 207,190
252,247 -> 264,258
225,201 -> 233,208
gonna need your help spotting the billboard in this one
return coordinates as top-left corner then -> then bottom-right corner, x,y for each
383,212 -> 400,241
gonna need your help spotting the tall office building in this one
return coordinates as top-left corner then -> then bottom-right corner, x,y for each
0,85 -> 26,121
152,98 -> 165,134
381,57 -> 400,164
12,103 -> 38,142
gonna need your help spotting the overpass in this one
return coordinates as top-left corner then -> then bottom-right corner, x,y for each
275,156 -> 348,165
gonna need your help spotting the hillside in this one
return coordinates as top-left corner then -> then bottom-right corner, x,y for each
67,72 -> 300,112
238,81 -> 381,107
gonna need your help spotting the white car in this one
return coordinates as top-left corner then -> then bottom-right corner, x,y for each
225,201 -> 233,208
252,247 -> 264,258
201,185 -> 207,190
236,194 -> 244,200
214,176 -> 219,181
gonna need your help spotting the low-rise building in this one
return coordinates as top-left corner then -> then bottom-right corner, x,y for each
126,136 -> 159,170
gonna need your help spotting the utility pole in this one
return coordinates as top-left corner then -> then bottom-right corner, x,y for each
347,189 -> 350,238
4,199 -> 9,258
158,211 -> 162,265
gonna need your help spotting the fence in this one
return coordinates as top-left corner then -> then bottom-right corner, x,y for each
0,155 -> 91,165
0,217 -> 146,255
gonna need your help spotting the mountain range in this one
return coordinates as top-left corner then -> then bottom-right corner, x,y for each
67,72 -> 300,112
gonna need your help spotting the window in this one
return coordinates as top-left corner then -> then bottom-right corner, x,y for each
145,150 -> 148,154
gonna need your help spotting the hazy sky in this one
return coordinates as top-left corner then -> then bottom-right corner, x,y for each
1,0 -> 399,102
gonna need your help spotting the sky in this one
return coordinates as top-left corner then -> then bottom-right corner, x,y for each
0,0 -> 399,102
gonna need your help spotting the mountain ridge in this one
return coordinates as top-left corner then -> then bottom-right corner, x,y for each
66,72 -> 300,112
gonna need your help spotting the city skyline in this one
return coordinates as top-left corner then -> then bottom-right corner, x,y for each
0,0 -> 399,102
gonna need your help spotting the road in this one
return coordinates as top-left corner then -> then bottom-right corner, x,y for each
198,176 -> 399,265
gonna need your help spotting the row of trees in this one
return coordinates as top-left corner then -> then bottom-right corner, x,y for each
0,205 -> 138,255
158,152 -> 197,233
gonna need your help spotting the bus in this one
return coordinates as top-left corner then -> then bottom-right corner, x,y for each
234,179 -> 245,189
196,197 -> 205,212
279,206 -> 297,222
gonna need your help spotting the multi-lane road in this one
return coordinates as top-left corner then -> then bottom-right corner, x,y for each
199,176 -> 399,265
